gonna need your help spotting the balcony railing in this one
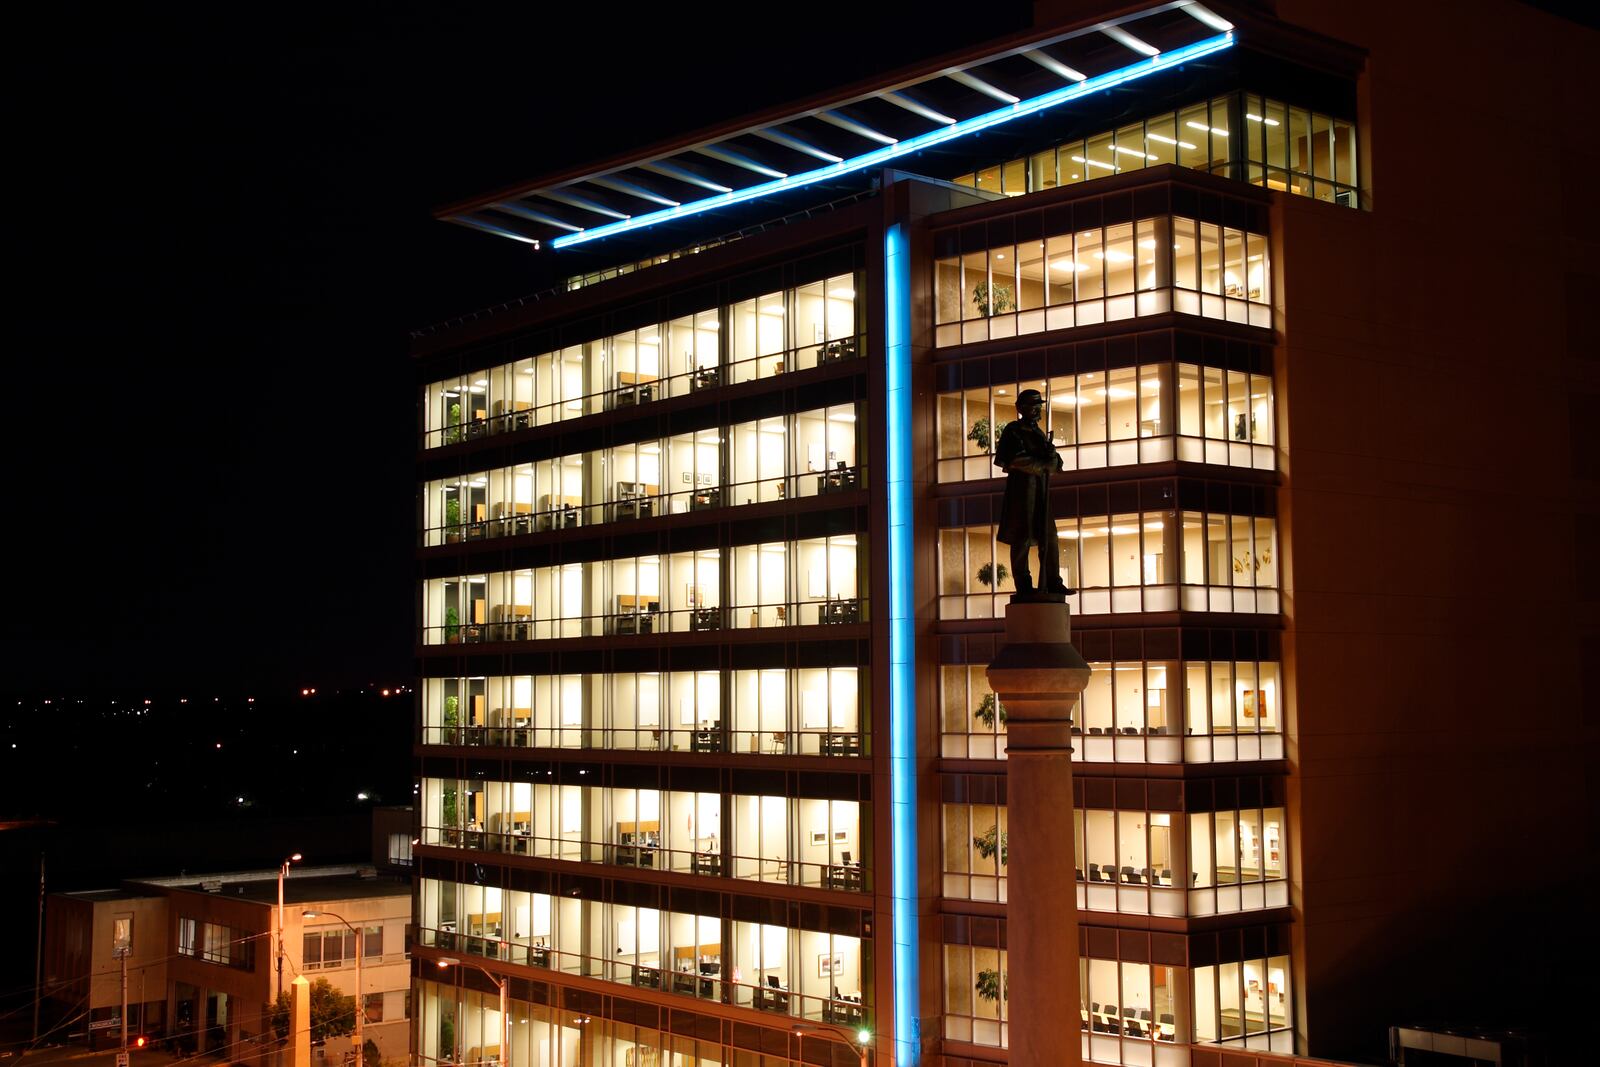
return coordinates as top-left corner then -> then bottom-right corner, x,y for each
421,725 -> 866,758
418,826 -> 870,894
423,466 -> 862,547
425,597 -> 865,645
414,926 -> 869,1028
423,335 -> 864,450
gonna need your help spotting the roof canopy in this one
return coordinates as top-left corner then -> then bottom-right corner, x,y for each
439,2 -> 1239,257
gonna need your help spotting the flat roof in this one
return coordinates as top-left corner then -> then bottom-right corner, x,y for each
438,1 -> 1241,255
122,864 -> 409,905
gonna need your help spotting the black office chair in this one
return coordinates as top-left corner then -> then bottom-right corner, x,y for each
1121,726 -> 1138,735
1142,866 -> 1156,884
1160,868 -> 1173,884
1088,726 -> 1103,735
1103,1007 -> 1121,1035
1075,867 -> 1085,882
1104,866 -> 1120,883
1191,871 -> 1200,887
841,851 -> 851,864
1123,1009 -> 1144,1037
1123,866 -> 1143,885
766,975 -> 781,989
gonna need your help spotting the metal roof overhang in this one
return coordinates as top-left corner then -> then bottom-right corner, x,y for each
435,3 -> 1271,260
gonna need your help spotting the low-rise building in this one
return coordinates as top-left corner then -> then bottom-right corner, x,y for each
44,865 -> 411,1065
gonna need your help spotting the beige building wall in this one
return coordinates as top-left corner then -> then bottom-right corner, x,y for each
281,888 -> 413,1064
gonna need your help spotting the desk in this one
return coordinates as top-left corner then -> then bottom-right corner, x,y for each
753,986 -> 790,1013
691,366 -> 723,392
614,845 -> 656,868
822,999 -> 863,1026
820,598 -> 861,625
537,506 -> 580,532
529,945 -> 550,969
817,466 -> 859,494
614,497 -> 655,521
691,852 -> 722,877
631,965 -> 663,990
615,613 -> 655,635
690,608 -> 722,631
691,730 -> 725,753
823,864 -> 864,892
497,513 -> 533,538
615,382 -> 656,408
690,487 -> 723,511
819,732 -> 862,757
819,338 -> 857,364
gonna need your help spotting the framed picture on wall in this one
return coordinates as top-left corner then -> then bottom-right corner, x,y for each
810,830 -> 828,846
817,954 -> 843,978
832,829 -> 849,844
1241,690 -> 1265,719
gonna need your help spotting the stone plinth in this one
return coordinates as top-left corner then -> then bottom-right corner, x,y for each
986,599 -> 1090,1065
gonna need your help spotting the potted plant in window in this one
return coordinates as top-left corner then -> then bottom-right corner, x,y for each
444,497 -> 463,543
972,282 -> 1014,318
973,824 -> 1008,867
975,968 -> 1007,1004
967,415 -> 993,452
445,402 -> 463,445
441,786 -> 459,847
442,694 -> 460,745
444,606 -> 461,644
973,692 -> 1005,728
975,561 -> 1007,590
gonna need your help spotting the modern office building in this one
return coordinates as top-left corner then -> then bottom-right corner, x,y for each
410,2 -> 1593,1065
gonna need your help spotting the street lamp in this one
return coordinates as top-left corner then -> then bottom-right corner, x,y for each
792,1021 -> 870,1067
303,910 -> 362,1067
435,958 -> 509,1067
277,853 -> 303,1000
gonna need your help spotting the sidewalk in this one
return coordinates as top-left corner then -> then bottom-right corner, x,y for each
6,1047 -> 186,1067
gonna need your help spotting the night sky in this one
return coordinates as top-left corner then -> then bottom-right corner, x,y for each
7,1 -> 1029,694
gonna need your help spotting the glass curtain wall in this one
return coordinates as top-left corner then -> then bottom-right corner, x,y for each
422,275 -> 859,448
935,214 -> 1270,347
938,659 -> 1282,764
949,92 -> 1358,208
935,363 -> 1273,482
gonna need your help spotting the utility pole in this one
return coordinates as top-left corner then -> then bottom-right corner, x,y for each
32,853 -> 45,1043
116,946 -> 130,1067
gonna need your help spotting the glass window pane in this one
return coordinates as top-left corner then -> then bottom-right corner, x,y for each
1105,223 -> 1135,296
1017,238 -> 1046,311
1029,148 -> 1058,192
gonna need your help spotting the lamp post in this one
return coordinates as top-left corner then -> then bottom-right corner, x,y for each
435,959 -> 508,1067
303,910 -> 362,1067
277,853 -> 303,1001
791,1021 -> 870,1067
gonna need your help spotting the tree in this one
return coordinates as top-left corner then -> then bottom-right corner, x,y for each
271,978 -> 355,1044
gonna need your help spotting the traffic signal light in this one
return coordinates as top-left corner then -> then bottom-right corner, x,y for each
134,1036 -> 147,1048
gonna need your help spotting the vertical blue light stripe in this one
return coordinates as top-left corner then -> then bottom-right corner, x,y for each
884,221 -> 918,1066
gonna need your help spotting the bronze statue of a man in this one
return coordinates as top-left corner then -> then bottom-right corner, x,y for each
994,388 -> 1071,596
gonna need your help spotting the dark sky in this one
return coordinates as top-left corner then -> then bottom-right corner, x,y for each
6,1 -> 1030,694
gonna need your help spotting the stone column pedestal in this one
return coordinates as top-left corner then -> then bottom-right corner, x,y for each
986,598 -> 1090,1065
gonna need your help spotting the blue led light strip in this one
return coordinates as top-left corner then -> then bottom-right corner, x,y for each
548,32 -> 1232,249
884,221 -> 918,1066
